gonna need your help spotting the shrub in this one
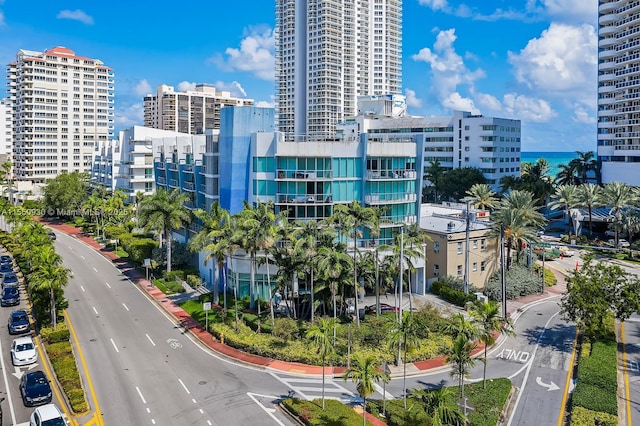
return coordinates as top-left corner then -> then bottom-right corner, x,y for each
121,237 -> 157,264
282,398 -> 372,426
570,406 -> 617,426
572,340 -> 617,415
47,328 -> 71,343
152,241 -> 190,268
186,274 -> 202,288
45,339 -> 88,413
104,225 -> 127,240
485,263 -> 545,301
165,270 -> 185,281
431,280 -> 476,307
272,317 -> 299,342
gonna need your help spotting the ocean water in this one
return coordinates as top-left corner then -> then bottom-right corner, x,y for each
520,151 -> 579,179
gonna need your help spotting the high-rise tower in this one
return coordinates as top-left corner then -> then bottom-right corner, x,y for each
7,46 -> 114,187
275,0 -> 402,140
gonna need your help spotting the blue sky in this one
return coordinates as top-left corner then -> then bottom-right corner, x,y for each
0,0 -> 598,152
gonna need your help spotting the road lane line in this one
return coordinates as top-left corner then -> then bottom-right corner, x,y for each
92,306 -> 98,315
207,421 -> 212,426
555,328 -> 578,426
136,386 -> 147,404
621,322 -> 632,426
80,255 -> 85,260
110,338 -> 119,353
199,409 -> 204,414
151,420 -> 156,425
145,334 -> 156,346
122,303 -> 129,311
192,398 -> 197,403
178,378 -> 191,394
64,310 -> 103,426
0,312 -> 17,425
247,393 -> 285,426
508,311 -> 560,426
92,267 -> 98,272
80,285 -> 85,292
105,282 -> 111,289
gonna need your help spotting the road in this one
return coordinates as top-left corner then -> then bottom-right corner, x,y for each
55,231 -> 303,426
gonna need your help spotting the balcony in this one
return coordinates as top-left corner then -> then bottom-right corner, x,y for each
183,181 -> 195,191
275,170 -> 333,180
366,170 -> 417,180
365,193 -> 418,205
277,194 -> 333,204
169,179 -> 178,188
157,177 -> 166,185
168,163 -> 178,171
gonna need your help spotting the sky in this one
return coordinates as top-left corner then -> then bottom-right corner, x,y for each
0,0 -> 598,152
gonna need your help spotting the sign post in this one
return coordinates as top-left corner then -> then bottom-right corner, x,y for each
203,302 -> 212,331
143,258 -> 152,282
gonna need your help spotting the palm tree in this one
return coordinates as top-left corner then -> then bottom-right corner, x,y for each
446,333 -> 477,400
572,151 -> 597,184
344,353 -> 390,426
548,185 -> 578,238
465,183 -> 498,211
138,188 -> 192,273
29,254 -> 70,328
82,194 -> 107,239
305,317 -> 337,410
410,386 -> 467,426
600,182 -> 638,246
470,301 -> 515,388
576,184 -> 602,236
555,162 -> 579,186
317,245 -> 353,323
615,208 -> 640,246
445,313 -> 480,341
234,201 -> 277,312
424,159 -> 446,203
519,159 -> 554,205
387,311 -> 422,408
189,202 -> 231,305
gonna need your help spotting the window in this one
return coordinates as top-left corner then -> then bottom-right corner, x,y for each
457,265 -> 462,276
457,242 -> 463,254
433,242 -> 440,253
434,265 -> 439,276
481,261 -> 486,272
473,240 -> 477,249
481,239 -> 486,249
472,262 -> 477,272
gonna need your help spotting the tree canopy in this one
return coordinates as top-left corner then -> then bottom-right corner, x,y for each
43,172 -> 90,216
439,167 -> 486,201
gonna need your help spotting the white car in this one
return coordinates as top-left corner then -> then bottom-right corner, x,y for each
619,239 -> 631,248
30,403 -> 68,426
11,336 -> 37,366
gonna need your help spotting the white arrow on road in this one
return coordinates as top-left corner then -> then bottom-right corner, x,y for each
536,376 -> 560,391
11,364 -> 38,380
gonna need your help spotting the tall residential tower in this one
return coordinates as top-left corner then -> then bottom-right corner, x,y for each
7,46 -> 114,189
275,0 -> 402,140
597,0 -> 640,184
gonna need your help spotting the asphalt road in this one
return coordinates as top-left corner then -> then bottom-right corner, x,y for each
55,231 -> 302,426
621,315 -> 640,425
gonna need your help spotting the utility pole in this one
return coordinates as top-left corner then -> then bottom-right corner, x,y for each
500,224 -> 507,319
461,197 -> 477,295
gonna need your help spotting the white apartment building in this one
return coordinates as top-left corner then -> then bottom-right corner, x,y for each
6,46 -> 114,192
0,99 -> 11,160
143,84 -> 254,134
597,0 -> 640,185
275,0 -> 402,139
92,126 -> 196,203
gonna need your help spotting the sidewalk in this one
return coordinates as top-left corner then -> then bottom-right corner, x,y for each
42,219 -> 568,378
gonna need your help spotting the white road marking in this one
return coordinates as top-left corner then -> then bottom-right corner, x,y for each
146,408 -> 150,413
207,421 -> 212,426
80,285 -> 85,292
145,334 -> 156,346
122,303 -> 129,311
192,398 -> 196,403
80,255 -> 85,260
105,282 -> 111,289
199,409 -> 204,414
92,267 -> 97,272
68,246 -> 73,249
136,386 -> 147,404
247,393 -> 285,426
151,420 -> 156,425
178,378 -> 191,394
110,338 -> 119,353
0,312 -> 18,425
374,383 -> 394,400
92,306 -> 98,315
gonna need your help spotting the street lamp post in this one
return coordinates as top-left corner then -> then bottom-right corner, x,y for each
461,197 -> 477,295
500,224 -> 507,319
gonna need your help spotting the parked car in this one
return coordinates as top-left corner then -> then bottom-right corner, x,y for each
47,231 -> 56,241
619,239 -> 631,248
0,262 -> 12,274
11,336 -> 37,366
1,286 -> 19,307
2,272 -> 18,287
20,371 -> 52,407
364,303 -> 399,315
8,310 -> 30,335
0,255 -> 11,264
29,403 -> 67,426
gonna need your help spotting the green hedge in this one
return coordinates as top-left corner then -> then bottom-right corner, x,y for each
45,339 -> 88,413
120,237 -> 157,264
570,406 -> 617,426
572,340 -> 617,415
431,280 -> 477,306
104,225 -> 127,240
282,398 -> 373,426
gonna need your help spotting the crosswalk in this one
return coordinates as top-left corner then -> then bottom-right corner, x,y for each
270,373 -> 356,402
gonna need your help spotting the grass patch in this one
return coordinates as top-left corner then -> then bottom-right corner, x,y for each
153,278 -> 185,295
43,323 -> 88,414
368,378 -> 512,426
282,398 -> 374,426
572,339 -> 617,415
112,249 -> 128,258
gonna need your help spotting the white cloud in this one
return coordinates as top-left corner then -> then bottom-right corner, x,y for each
572,106 -> 596,124
532,0 -> 597,24
404,88 -> 422,108
475,92 -> 502,112
412,28 -> 485,112
211,26 -> 275,81
115,103 -> 143,127
177,81 -> 197,92
212,80 -> 248,98
255,100 -> 275,108
508,23 -> 597,108
0,11 -> 5,26
418,0 -> 448,11
443,92 -> 478,113
131,79 -> 152,97
56,9 -> 94,25
503,93 -> 556,122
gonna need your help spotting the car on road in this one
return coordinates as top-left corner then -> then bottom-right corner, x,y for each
0,262 -> 12,274
0,255 -> 11,264
1,286 -> 19,307
364,303 -> 399,314
29,403 -> 66,426
8,310 -> 30,335
47,231 -> 56,241
2,272 -> 18,287
11,336 -> 37,366
20,371 -> 52,407
608,238 -> 631,248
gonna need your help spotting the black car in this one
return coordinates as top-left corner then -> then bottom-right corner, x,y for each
0,262 -> 12,274
2,272 -> 18,287
8,310 -> 29,335
0,287 -> 19,307
0,255 -> 11,264
47,231 -> 56,240
19,371 -> 52,407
